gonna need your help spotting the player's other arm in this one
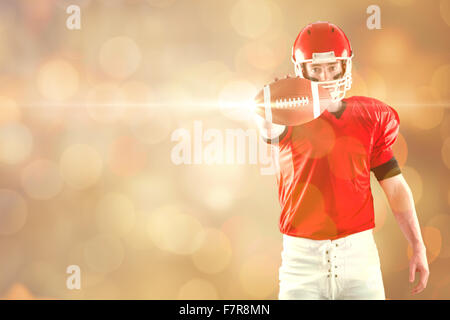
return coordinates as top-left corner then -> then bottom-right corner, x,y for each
379,174 -> 429,295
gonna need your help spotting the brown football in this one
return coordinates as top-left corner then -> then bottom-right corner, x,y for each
254,76 -> 332,126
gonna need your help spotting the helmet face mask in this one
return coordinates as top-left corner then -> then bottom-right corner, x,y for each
291,22 -> 353,102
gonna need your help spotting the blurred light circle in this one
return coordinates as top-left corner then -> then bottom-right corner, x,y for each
60,143 -> 103,190
128,107 -> 173,145
218,80 -> 257,122
393,132 -> 408,167
178,60 -> 233,101
399,166 -> 423,204
442,137 -> 450,169
426,214 -> 450,258
0,189 -> 27,235
235,34 -> 290,74
191,228 -> 232,274
440,0 -> 450,27
21,159 -> 63,200
202,185 -> 235,211
365,68 -> 387,101
108,135 -> 148,177
0,96 -> 21,124
96,193 -> 136,237
126,173 -> 172,210
83,234 -> 124,273
178,278 -> 219,300
120,81 -> 154,120
182,165 -> 250,213
99,37 -> 141,80
230,0 -> 273,39
0,123 -> 33,165
86,82 -> 126,123
409,86 -> 444,130
239,252 -> 278,298
37,59 -> 79,101
147,205 -> 205,255
431,64 -> 450,103
236,42 -> 279,71
370,30 -> 409,66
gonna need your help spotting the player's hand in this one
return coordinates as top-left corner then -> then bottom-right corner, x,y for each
409,246 -> 429,295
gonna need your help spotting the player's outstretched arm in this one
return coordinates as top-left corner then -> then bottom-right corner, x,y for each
379,174 -> 430,296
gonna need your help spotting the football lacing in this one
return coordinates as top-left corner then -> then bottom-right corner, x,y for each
275,96 -> 309,109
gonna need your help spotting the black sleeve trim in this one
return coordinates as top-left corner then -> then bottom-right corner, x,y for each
262,126 -> 289,144
371,156 -> 402,181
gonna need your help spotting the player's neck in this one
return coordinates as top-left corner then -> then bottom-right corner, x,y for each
327,100 -> 343,113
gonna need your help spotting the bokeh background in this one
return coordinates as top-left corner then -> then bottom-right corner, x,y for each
0,0 -> 449,300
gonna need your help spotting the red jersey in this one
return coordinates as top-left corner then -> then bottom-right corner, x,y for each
269,96 -> 400,240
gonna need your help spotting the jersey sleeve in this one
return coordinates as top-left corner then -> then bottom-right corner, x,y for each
370,105 -> 400,169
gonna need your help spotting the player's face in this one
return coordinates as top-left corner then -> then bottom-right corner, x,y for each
303,61 -> 344,82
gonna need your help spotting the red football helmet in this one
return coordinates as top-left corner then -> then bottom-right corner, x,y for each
291,21 -> 353,102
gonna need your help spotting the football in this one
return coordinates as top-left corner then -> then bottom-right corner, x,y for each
254,76 -> 332,126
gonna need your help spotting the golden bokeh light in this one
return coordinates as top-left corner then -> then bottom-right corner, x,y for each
370,30 -> 410,66
442,137 -> 450,169
191,228 -> 233,274
36,59 -> 79,101
431,64 -> 450,103
182,165 -> 250,213
178,61 -> 233,101
83,234 -> 125,273
85,82 -> 127,123
364,68 -> 387,101
405,86 -> 445,130
59,143 -> 103,190
393,132 -> 408,168
177,278 -> 220,300
0,96 -> 21,124
127,107 -> 173,146
95,192 -> 136,237
239,252 -> 278,298
230,0 -> 273,39
427,213 -> 450,258
147,205 -> 205,255
108,135 -> 148,177
99,37 -> 142,80
0,189 -> 27,235
21,159 -> 63,200
0,123 -> 33,165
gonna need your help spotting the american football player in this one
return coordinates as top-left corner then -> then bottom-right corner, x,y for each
255,21 -> 429,300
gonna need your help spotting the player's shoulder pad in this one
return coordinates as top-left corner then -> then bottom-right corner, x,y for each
348,96 -> 400,124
